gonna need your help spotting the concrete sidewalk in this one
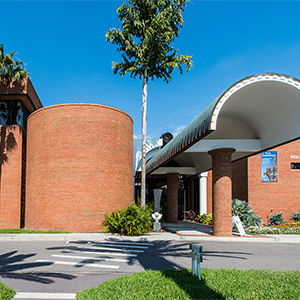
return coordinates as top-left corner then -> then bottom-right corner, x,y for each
0,221 -> 299,243
161,221 -> 300,243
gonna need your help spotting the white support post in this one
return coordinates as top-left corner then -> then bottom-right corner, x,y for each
199,172 -> 208,215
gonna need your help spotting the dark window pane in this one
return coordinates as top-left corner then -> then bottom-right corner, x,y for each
291,163 -> 300,169
0,101 -> 22,126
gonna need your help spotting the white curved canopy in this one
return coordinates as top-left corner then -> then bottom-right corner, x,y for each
147,73 -> 300,175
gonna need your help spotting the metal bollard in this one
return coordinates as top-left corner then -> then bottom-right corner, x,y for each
190,243 -> 203,280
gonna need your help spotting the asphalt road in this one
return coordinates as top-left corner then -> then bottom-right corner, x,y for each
0,237 -> 300,295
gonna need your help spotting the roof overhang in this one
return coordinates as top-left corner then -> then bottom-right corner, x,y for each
0,78 -> 43,113
147,72 -> 300,175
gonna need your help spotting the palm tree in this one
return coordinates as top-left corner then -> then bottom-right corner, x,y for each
0,43 -> 28,83
106,0 -> 192,206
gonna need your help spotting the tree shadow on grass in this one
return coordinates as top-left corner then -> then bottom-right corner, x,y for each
161,268 -> 225,300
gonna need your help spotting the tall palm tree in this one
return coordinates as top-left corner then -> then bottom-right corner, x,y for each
106,0 -> 192,206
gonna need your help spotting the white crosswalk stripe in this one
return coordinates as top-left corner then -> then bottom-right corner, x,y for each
63,249 -> 138,257
87,242 -> 148,249
35,259 -> 120,269
51,254 -> 129,262
76,245 -> 145,253
85,241 -> 154,246
34,240 -> 152,271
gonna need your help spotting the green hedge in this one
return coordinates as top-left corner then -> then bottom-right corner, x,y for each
102,204 -> 154,236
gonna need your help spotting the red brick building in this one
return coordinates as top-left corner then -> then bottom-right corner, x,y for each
2,73 -> 300,235
0,79 -> 133,232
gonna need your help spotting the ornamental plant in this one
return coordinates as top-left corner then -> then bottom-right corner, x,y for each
195,213 -> 213,225
290,211 -> 300,222
102,204 -> 154,236
267,212 -> 285,226
187,210 -> 197,221
232,199 -> 261,228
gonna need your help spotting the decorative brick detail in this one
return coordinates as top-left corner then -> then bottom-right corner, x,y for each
208,148 -> 235,237
0,125 -> 24,228
166,173 -> 179,223
25,104 -> 133,232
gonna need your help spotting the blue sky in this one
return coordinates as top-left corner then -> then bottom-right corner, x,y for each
2,0 -> 300,139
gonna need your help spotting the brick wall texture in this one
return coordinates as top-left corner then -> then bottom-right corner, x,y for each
247,140 -> 300,224
232,158 -> 248,202
0,126 -> 25,228
25,104 -> 133,232
208,148 -> 235,236
166,173 -> 179,223
206,140 -> 300,225
207,170 -> 213,214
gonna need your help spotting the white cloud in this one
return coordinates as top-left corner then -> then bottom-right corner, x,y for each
171,125 -> 186,136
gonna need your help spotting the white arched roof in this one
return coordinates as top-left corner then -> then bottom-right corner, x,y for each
147,73 -> 300,175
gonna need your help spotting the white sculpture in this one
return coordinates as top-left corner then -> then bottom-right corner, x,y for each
152,212 -> 162,232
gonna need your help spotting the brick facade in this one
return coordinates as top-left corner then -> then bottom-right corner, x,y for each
232,158 -> 248,202
246,140 -> 300,224
25,104 -> 133,232
203,140 -> 300,225
0,126 -> 25,228
166,173 -> 179,223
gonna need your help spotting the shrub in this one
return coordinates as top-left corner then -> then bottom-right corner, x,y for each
187,210 -> 197,221
195,213 -> 213,225
290,211 -> 300,222
267,212 -> 285,226
232,199 -> 261,228
102,204 -> 154,236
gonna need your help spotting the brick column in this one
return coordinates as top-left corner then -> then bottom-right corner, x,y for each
166,173 -> 179,223
187,180 -> 191,211
208,148 -> 235,236
191,178 -> 194,211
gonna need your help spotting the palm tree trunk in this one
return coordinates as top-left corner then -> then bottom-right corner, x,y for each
141,75 -> 148,207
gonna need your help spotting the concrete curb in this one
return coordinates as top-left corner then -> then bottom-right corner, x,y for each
13,292 -> 76,299
0,232 -> 299,243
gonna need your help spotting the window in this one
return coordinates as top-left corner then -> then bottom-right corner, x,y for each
0,101 -> 29,128
291,163 -> 300,169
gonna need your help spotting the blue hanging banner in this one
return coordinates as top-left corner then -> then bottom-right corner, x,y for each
261,151 -> 278,182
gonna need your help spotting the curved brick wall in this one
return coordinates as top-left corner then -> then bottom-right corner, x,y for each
25,104 -> 133,232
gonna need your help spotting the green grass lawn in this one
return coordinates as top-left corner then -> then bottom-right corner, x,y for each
0,282 -> 16,300
76,268 -> 300,300
0,228 -> 72,234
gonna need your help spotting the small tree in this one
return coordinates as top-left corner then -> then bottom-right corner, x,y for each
106,0 -> 192,206
0,43 -> 28,83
